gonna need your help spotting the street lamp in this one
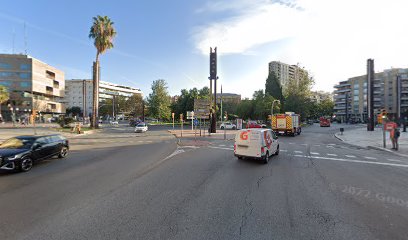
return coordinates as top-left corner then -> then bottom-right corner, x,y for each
271,100 -> 281,128
271,100 -> 281,117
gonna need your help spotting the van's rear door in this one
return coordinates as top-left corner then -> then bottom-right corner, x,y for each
235,130 -> 261,157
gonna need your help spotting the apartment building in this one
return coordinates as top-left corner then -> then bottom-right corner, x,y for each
333,68 -> 408,123
216,93 -> 241,104
64,79 -> 143,116
0,54 -> 65,121
268,61 -> 309,92
310,91 -> 333,103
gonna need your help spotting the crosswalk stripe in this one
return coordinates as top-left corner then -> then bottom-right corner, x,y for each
310,152 -> 320,155
345,155 -> 356,158
387,159 -> 403,162
280,150 -> 288,152
294,151 -> 303,153
364,156 -> 377,160
327,153 -> 337,156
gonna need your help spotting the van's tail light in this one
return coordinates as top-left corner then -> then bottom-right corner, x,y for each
234,144 -> 236,151
261,146 -> 265,154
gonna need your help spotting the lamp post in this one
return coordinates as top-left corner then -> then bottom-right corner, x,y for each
382,115 -> 387,148
271,100 -> 281,128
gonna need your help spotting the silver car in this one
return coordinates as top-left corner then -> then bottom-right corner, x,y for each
134,123 -> 148,133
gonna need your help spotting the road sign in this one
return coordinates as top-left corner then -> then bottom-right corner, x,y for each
194,119 -> 198,126
187,111 -> 194,120
194,99 -> 210,119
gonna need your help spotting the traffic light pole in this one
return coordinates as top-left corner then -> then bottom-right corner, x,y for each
209,47 -> 218,133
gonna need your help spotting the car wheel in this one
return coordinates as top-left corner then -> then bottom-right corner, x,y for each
237,156 -> 243,160
221,126 -> 224,130
232,126 -> 236,130
58,146 -> 68,158
275,145 -> 279,155
20,157 -> 33,172
263,152 -> 269,164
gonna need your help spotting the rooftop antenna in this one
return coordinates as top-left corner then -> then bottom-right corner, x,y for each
24,22 -> 27,55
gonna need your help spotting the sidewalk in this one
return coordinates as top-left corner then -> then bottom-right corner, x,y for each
0,122 -> 59,128
335,127 -> 408,157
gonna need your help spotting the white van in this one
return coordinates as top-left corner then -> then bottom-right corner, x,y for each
234,128 -> 279,163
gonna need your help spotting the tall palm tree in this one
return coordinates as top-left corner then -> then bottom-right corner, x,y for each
0,85 -> 10,121
89,15 -> 117,128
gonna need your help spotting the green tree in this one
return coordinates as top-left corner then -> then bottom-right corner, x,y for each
147,79 -> 171,121
283,73 -> 315,120
126,94 -> 144,117
0,85 -> 9,118
236,99 -> 254,120
89,15 -> 117,128
265,71 -> 283,103
317,98 -> 334,117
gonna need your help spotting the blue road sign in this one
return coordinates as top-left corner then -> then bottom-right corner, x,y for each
194,119 -> 198,126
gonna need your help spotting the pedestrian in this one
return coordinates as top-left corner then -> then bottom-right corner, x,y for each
393,128 -> 400,150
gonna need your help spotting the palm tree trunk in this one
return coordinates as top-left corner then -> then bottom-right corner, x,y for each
92,55 -> 100,128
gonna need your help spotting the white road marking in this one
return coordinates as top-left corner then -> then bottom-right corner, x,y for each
289,143 -> 295,145
301,144 -> 308,146
326,146 -> 334,148
209,146 -> 234,151
364,156 -> 377,160
387,159 -> 403,162
294,151 -> 303,153
219,144 -> 226,147
310,152 -> 320,155
280,150 -> 288,152
163,148 -> 185,161
314,145 -> 321,147
345,155 -> 356,158
181,146 -> 200,149
291,155 -> 408,168
327,153 -> 337,156
327,143 -> 336,146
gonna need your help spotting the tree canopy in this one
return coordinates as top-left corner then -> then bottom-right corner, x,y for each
147,79 -> 171,120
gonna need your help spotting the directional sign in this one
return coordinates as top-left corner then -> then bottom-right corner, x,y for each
194,119 -> 199,126
187,111 -> 195,120
194,99 -> 210,119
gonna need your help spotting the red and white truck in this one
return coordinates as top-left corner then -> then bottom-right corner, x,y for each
271,112 -> 301,136
319,117 -> 331,127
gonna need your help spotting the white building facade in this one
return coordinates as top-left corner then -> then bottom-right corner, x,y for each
63,79 -> 143,116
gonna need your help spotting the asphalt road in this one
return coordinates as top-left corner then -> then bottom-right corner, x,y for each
1,124 -> 408,239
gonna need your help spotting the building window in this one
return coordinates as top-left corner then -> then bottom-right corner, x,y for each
20,82 -> 31,88
20,64 -> 30,70
19,72 -> 31,79
0,72 -> 14,77
0,63 -> 12,69
53,80 -> 59,88
46,70 -> 56,80
0,81 -> 12,87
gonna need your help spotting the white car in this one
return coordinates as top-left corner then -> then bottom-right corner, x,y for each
134,122 -> 148,133
234,128 -> 279,164
220,122 -> 236,130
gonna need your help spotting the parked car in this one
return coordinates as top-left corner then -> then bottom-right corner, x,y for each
134,122 -> 148,133
220,122 -> 236,130
0,134 -> 69,172
246,121 -> 264,128
234,128 -> 279,164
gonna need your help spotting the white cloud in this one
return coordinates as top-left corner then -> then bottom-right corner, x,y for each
193,0 -> 408,94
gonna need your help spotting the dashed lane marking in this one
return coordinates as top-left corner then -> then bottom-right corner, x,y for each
219,144 -> 226,147
310,152 -> 320,155
280,150 -> 288,152
209,146 -> 234,151
364,156 -> 377,160
289,143 -> 295,145
327,153 -> 337,156
345,155 -> 356,158
301,144 -> 308,146
314,145 -> 321,147
294,154 -> 303,157
294,151 -> 303,153
387,159 -> 403,162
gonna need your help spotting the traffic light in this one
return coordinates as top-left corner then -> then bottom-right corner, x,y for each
210,48 -> 217,80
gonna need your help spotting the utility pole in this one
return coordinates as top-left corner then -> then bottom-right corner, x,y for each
345,92 -> 349,124
220,85 -> 223,122
83,80 -> 86,125
367,59 -> 375,131
112,94 -> 115,121
396,74 -> 401,123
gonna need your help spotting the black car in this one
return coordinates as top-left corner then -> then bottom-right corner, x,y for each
0,134 -> 69,172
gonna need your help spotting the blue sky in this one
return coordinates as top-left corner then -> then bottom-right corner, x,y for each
1,0 -> 408,98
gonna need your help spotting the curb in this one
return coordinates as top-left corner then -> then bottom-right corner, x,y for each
333,133 -> 368,150
334,132 -> 408,157
367,146 -> 408,158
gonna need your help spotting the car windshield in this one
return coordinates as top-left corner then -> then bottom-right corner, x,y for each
137,123 -> 146,127
0,137 -> 34,149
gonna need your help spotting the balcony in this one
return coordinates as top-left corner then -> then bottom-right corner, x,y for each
336,89 -> 351,93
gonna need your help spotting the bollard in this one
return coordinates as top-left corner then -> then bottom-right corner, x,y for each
340,128 -> 344,135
